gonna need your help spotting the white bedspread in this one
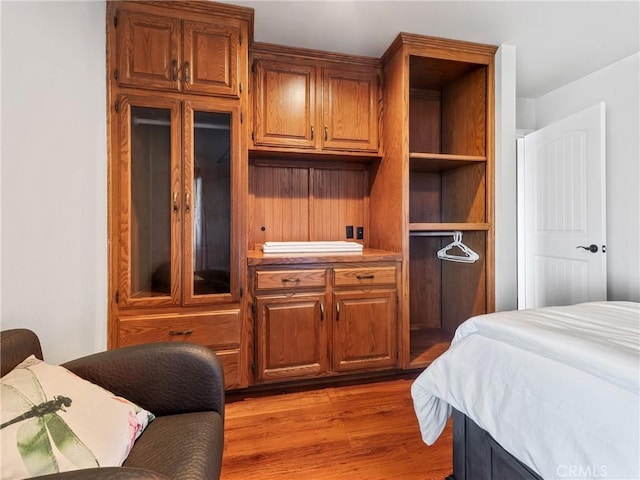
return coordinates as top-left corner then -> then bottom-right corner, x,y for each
411,301 -> 640,480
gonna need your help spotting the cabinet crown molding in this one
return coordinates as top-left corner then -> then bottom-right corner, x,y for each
251,42 -> 381,69
382,32 -> 498,65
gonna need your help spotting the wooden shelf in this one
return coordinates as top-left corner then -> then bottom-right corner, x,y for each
247,248 -> 402,266
409,152 -> 486,173
409,222 -> 489,232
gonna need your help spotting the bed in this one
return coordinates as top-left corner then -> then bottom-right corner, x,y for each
411,301 -> 640,480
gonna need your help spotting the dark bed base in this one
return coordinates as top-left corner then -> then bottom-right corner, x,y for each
447,409 -> 543,480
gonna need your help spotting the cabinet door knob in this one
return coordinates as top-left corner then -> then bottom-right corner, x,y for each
310,125 -> 314,141
173,192 -> 179,213
336,302 -> 340,321
324,125 -> 328,141
185,192 -> 191,213
320,303 -> 324,321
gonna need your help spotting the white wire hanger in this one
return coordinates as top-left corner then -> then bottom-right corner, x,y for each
436,231 -> 479,263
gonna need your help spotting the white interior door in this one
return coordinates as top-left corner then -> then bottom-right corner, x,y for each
521,102 -> 606,309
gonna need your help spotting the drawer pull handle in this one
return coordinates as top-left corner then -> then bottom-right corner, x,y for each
281,278 -> 300,283
172,59 -> 178,81
169,329 -> 193,336
356,274 -> 375,280
184,61 -> 191,83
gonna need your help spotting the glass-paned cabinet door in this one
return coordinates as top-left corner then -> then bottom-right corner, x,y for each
117,96 -> 182,307
183,100 -> 240,304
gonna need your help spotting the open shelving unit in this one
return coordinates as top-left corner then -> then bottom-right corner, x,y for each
407,51 -> 494,366
408,48 -> 495,367
374,33 -> 496,369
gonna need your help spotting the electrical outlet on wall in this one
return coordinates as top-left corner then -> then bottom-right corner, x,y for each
346,225 -> 354,238
356,227 -> 364,240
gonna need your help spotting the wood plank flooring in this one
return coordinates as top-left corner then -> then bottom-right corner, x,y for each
222,376 -> 453,479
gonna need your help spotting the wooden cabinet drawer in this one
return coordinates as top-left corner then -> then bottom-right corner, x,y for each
117,309 -> 240,350
333,266 -> 396,287
256,269 -> 326,290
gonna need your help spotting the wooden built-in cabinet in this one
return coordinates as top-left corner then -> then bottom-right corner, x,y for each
107,1 -> 497,390
249,258 -> 400,383
110,93 -> 245,388
114,2 -> 249,97
251,45 -> 381,155
107,1 -> 253,390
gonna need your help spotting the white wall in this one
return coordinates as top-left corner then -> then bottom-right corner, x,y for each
534,53 -> 640,302
1,1 -> 108,363
494,44 -> 518,311
516,97 -> 536,131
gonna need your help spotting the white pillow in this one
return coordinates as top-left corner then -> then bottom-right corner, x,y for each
1,355 -> 154,479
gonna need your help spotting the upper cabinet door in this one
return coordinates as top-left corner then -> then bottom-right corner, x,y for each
322,67 -> 379,152
115,8 -> 244,97
116,95 -> 182,308
116,10 -> 181,91
250,53 -> 381,155
183,19 -> 241,97
182,100 -> 241,305
253,60 -> 316,149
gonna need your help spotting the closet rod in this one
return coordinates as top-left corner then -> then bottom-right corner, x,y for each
409,231 -> 460,237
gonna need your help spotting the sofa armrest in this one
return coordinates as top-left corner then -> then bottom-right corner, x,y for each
35,467 -> 169,479
0,329 -> 43,376
61,342 -> 224,418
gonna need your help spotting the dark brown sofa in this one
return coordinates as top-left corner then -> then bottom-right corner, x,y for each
1,329 -> 225,480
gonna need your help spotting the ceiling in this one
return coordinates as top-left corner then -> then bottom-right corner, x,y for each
219,0 -> 640,98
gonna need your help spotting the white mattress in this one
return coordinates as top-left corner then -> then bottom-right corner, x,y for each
411,301 -> 640,480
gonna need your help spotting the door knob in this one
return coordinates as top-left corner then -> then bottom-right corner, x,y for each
576,244 -> 598,253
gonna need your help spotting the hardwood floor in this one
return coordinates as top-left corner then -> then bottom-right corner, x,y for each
221,376 -> 453,479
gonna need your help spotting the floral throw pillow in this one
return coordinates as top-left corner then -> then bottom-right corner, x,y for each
1,356 -> 154,479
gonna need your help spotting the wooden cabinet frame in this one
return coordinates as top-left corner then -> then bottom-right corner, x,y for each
106,1 -> 498,390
